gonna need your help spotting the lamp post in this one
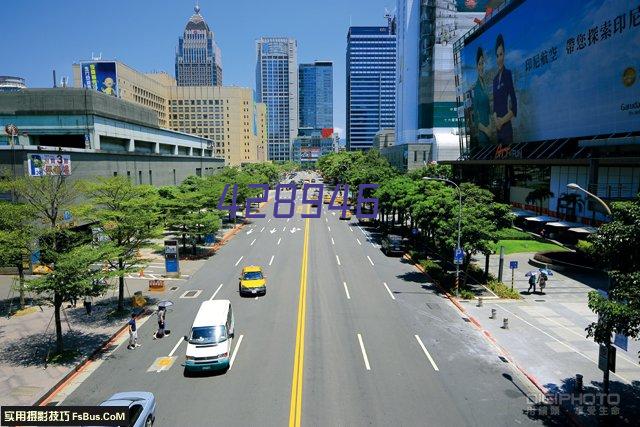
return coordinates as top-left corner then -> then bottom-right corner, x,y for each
424,177 -> 462,297
566,182 -> 613,401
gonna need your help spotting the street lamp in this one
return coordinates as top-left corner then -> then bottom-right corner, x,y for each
423,177 -> 463,297
567,182 -> 613,401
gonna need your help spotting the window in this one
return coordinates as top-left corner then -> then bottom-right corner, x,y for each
196,168 -> 202,177
129,405 -> 144,427
149,170 -> 153,185
138,171 -> 143,185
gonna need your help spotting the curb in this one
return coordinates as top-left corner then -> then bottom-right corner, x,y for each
36,309 -> 152,407
404,253 -> 582,426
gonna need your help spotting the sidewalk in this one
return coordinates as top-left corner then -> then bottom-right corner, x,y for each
0,219 -> 242,407
463,252 -> 640,423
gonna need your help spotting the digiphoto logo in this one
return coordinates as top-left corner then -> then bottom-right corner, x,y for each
524,392 -> 622,417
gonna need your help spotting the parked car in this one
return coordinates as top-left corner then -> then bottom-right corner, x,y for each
381,234 -> 405,256
97,391 -> 156,427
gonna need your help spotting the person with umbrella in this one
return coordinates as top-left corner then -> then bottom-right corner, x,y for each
154,301 -> 173,339
525,269 -> 553,294
526,271 -> 538,294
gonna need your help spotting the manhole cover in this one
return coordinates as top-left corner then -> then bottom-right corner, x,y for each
180,290 -> 202,299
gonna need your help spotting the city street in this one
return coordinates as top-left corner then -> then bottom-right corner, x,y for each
60,181 -> 546,426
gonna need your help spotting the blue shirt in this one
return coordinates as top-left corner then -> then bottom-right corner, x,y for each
492,68 -> 517,144
128,318 -> 137,332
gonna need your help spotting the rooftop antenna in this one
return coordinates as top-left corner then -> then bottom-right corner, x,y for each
195,0 -> 200,14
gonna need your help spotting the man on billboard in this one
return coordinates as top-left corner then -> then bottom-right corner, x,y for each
492,34 -> 518,144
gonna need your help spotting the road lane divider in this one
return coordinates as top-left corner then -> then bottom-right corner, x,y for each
168,337 -> 184,357
260,226 -> 265,232
229,334 -> 244,369
235,256 -> 244,266
367,256 -> 375,266
331,237 -> 335,245
336,255 -> 341,266
356,238 -> 362,245
415,335 -> 439,371
278,237 -> 282,245
210,284 -> 223,300
289,207 -> 310,427
357,334 -> 371,371
382,282 -> 396,300
343,282 -> 351,300
269,255 -> 275,266
250,238 -> 257,246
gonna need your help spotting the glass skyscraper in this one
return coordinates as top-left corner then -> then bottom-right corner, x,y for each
346,21 -> 397,151
299,61 -> 333,131
175,4 -> 222,86
255,37 -> 298,162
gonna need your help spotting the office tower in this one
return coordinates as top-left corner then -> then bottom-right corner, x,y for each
255,37 -> 298,161
346,18 -> 397,151
175,3 -> 223,86
299,61 -> 333,131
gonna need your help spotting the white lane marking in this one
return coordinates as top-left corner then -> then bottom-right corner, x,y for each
382,282 -> 396,300
357,334 -> 371,371
371,242 -> 376,248
269,255 -> 274,266
277,237 -> 282,245
327,226 -> 331,232
336,255 -> 341,266
496,304 -> 632,384
331,237 -> 335,245
343,282 -> 351,300
270,228 -> 276,234
229,334 -> 244,369
254,296 -> 258,300
268,218 -> 272,222
287,218 -> 290,223
356,238 -> 362,245
247,229 -> 253,235
210,283 -> 224,300
367,256 -> 374,266
260,227 -> 265,232
250,238 -> 257,246
283,226 -> 286,231
415,335 -> 439,372
168,337 -> 184,357
349,227 -> 354,232
235,256 -> 243,266
325,217 -> 328,223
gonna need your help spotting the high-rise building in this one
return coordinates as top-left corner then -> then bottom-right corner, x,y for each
255,37 -> 298,162
395,0 -> 482,164
299,61 -> 333,131
175,3 -> 223,86
346,19 -> 397,151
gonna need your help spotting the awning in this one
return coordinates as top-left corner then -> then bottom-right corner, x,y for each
568,226 -> 599,234
545,221 -> 584,228
511,209 -> 536,217
525,215 -> 559,223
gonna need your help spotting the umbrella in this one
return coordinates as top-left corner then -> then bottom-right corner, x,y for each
525,271 -> 540,277
157,301 -> 174,308
538,268 -> 554,276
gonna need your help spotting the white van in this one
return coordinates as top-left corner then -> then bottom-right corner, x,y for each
184,300 -> 234,372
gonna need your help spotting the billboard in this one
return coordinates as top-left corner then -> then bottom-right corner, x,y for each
28,154 -> 71,176
456,0 -> 502,12
81,61 -> 118,97
459,0 -> 640,150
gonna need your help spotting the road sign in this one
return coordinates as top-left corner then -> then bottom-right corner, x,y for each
614,333 -> 628,351
63,210 -> 72,222
453,247 -> 464,265
598,344 -> 616,373
509,261 -> 518,269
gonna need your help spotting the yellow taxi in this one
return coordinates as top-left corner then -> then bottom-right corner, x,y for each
323,194 -> 332,204
334,195 -> 344,205
239,266 -> 266,296
339,210 -> 352,220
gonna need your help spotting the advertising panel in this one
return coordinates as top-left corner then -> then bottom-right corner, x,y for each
456,0 -> 502,12
81,61 -> 118,97
459,0 -> 640,150
27,154 -> 71,177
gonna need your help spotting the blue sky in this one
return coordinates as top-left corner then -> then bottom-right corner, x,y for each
1,0 -> 395,138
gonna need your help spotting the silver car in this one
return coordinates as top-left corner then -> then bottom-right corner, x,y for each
99,391 -> 156,427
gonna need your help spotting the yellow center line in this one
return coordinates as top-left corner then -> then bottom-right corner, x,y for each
289,206 -> 310,427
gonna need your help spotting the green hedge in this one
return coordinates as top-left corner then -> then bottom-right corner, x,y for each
495,228 -> 534,240
486,279 -> 521,299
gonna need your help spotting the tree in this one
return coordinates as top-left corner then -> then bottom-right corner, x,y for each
26,245 -> 110,353
82,177 -> 162,312
525,187 -> 554,214
0,202 -> 38,308
407,163 -> 453,181
586,195 -> 640,394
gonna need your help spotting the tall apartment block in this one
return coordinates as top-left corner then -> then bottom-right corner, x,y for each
346,20 -> 397,151
175,4 -> 223,86
255,37 -> 298,162
299,61 -> 333,131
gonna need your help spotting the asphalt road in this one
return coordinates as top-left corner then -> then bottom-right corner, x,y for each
62,173 -> 548,426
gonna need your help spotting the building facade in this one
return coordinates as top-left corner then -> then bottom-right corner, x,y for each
0,89 -> 223,187
0,76 -> 26,93
346,21 -> 397,151
255,37 -> 299,162
73,60 -> 267,166
175,4 -> 223,86
292,130 -> 335,167
395,0 -> 483,162
299,61 -> 333,131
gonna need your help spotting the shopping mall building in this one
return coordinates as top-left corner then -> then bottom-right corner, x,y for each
447,0 -> 640,228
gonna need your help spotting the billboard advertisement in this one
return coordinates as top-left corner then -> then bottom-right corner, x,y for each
459,0 -> 640,150
28,154 -> 71,177
456,0 -> 502,12
81,61 -> 118,97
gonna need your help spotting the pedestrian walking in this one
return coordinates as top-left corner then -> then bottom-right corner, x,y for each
527,274 -> 537,294
538,272 -> 548,293
127,313 -> 141,349
83,295 -> 93,316
154,307 -> 166,339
